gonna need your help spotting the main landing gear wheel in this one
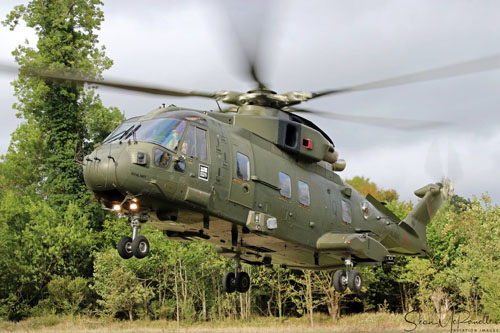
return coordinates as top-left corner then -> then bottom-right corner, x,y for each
348,270 -> 362,293
236,272 -> 250,293
333,270 -> 347,293
222,252 -> 252,293
333,258 -> 364,293
117,236 -> 133,259
132,235 -> 150,259
222,272 -> 236,293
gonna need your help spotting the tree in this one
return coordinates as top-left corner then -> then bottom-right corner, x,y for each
2,0 -> 123,211
346,176 -> 398,202
93,250 -> 153,320
0,0 -> 124,320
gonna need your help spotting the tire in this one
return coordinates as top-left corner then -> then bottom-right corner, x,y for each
222,272 -> 236,293
117,236 -> 133,259
348,270 -> 363,293
236,272 -> 250,293
131,235 -> 150,259
333,270 -> 347,293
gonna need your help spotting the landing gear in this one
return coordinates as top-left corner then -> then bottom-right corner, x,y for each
222,255 -> 251,293
347,270 -> 362,293
117,236 -> 133,259
333,258 -> 363,293
132,235 -> 150,259
117,216 -> 150,259
222,272 -> 236,293
236,271 -> 250,293
333,270 -> 347,293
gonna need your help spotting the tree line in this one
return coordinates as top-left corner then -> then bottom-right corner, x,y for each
1,0 -> 499,324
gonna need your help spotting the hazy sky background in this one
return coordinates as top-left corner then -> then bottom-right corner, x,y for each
1,0 -> 499,204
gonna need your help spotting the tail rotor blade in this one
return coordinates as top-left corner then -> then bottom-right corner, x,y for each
447,142 -> 463,183
425,140 -> 445,181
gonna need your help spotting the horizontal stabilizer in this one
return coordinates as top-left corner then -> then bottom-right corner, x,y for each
317,233 -> 390,262
365,194 -> 401,224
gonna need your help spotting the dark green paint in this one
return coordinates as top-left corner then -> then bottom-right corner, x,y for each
84,105 -> 451,270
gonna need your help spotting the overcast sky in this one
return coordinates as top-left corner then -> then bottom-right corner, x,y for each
1,0 -> 500,204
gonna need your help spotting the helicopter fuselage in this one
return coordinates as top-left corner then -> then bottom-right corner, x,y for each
84,106 -> 441,270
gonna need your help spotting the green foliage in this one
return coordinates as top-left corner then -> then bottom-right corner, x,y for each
346,176 -> 399,202
2,0 -> 124,211
34,277 -> 93,316
0,192 -> 98,319
0,0 -> 123,320
93,250 -> 154,320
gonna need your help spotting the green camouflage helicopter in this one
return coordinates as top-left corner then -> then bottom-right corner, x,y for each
4,42 -> 499,295
82,92 -> 452,294
71,49 -> 491,294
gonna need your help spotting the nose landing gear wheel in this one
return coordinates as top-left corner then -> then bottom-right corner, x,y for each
131,235 -> 150,259
222,272 -> 236,293
236,272 -> 250,293
117,236 -> 133,259
347,270 -> 362,293
333,270 -> 347,293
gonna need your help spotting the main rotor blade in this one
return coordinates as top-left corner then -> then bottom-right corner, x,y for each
219,0 -> 271,89
288,107 -> 448,130
0,62 -> 217,99
0,62 -> 20,76
310,53 -> 500,99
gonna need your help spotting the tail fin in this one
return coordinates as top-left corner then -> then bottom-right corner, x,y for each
399,179 -> 453,251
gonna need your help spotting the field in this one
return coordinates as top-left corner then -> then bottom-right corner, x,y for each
2,313 -> 500,333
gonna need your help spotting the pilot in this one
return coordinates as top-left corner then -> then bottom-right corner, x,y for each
158,151 -> 170,167
165,131 -> 180,151
164,121 -> 186,151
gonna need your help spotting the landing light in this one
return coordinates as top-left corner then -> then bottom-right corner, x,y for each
129,202 -> 139,211
112,204 -> 121,212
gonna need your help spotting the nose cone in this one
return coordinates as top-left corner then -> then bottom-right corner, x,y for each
83,144 -> 124,192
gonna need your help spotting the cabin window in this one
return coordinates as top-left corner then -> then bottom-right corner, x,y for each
181,126 -> 208,160
279,172 -> 291,198
298,180 -> 310,207
236,152 -> 250,181
342,200 -> 352,224
154,148 -> 171,168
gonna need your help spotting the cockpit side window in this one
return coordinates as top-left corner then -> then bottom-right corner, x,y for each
195,128 -> 208,161
181,126 -> 208,161
163,121 -> 186,151
182,126 -> 196,156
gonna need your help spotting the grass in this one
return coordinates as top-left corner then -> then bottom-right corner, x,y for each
1,312 -> 499,332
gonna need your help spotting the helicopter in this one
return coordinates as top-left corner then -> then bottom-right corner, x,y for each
3,22 -> 500,294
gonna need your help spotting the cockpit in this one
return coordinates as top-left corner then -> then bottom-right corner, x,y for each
102,111 -> 208,160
